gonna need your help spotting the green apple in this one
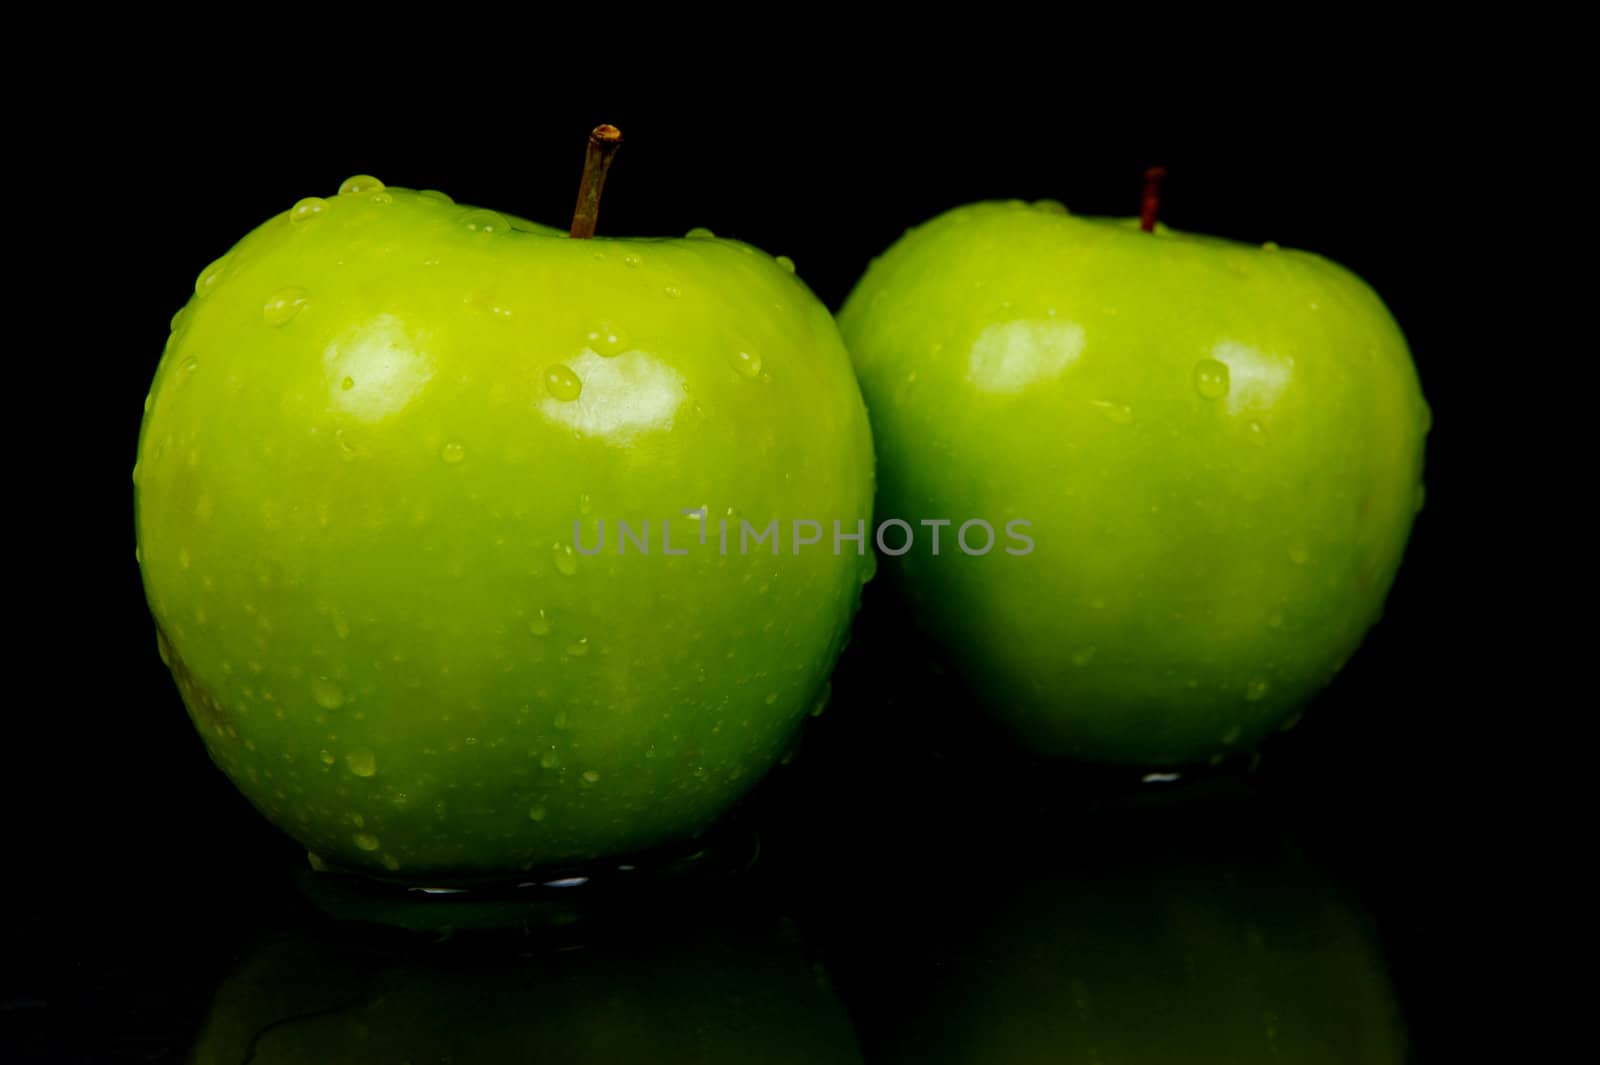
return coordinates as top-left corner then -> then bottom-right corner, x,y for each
839,200 -> 1427,764
190,918 -> 865,1063
135,170 -> 874,877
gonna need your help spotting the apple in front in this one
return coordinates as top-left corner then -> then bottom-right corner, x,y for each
135,176 -> 874,876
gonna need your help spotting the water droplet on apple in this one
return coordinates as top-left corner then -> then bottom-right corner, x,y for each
545,364 -> 583,402
134,544 -> 142,563
177,547 -> 191,570
440,442 -> 466,464
1193,358 -> 1231,399
170,306 -> 189,333
1221,724 -> 1242,745
527,804 -> 547,822
1247,420 -> 1266,444
540,750 -> 561,769
417,189 -> 453,206
1071,647 -> 1097,667
338,175 -> 384,196
381,854 -> 401,871
312,677 -> 345,709
290,197 -> 328,224
262,287 -> 309,326
1413,484 -> 1426,514
585,326 -> 627,357
529,610 -> 551,636
664,284 -> 681,298
686,226 -> 715,239
582,769 -> 601,784
764,691 -> 779,705
553,543 -> 579,577
194,258 -> 227,297
554,710 -> 571,729
353,832 -> 380,852
319,750 -> 335,765
345,748 -> 377,777
1244,678 -> 1270,702
775,255 -> 796,273
1092,399 -> 1133,424
1263,241 -> 1280,252
1287,546 -> 1309,566
461,209 -> 509,235
730,350 -> 762,379
1033,199 -> 1069,214
623,254 -> 641,268
1420,402 -> 1433,435
564,637 -> 589,657
340,376 -> 354,391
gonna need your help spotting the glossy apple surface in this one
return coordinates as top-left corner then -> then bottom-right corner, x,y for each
135,179 -> 873,876
839,201 -> 1427,764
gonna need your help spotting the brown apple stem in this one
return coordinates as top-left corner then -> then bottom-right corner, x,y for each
570,124 -> 623,239
1140,165 -> 1168,233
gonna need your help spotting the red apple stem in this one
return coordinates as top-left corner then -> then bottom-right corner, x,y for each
570,124 -> 623,239
1140,166 -> 1168,233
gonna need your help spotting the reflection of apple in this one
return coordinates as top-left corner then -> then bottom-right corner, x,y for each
135,149 -> 874,876
840,198 -> 1428,764
189,916 -> 864,1063
827,799 -> 1408,1063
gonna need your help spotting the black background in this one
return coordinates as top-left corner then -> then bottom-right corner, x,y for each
9,72 -> 1515,1062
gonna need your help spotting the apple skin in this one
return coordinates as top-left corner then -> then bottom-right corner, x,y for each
135,180 -> 874,876
839,201 -> 1428,765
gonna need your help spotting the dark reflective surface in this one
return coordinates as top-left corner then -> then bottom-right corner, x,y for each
190,902 -> 863,1064
16,97 -> 1487,1063
820,792 -> 1406,1064
6,776 -> 1412,1064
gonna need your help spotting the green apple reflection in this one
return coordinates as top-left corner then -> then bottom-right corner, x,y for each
830,797 -> 1408,1063
190,914 -> 863,1063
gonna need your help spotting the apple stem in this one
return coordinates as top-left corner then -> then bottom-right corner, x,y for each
570,124 -> 623,240
1140,166 -> 1168,233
